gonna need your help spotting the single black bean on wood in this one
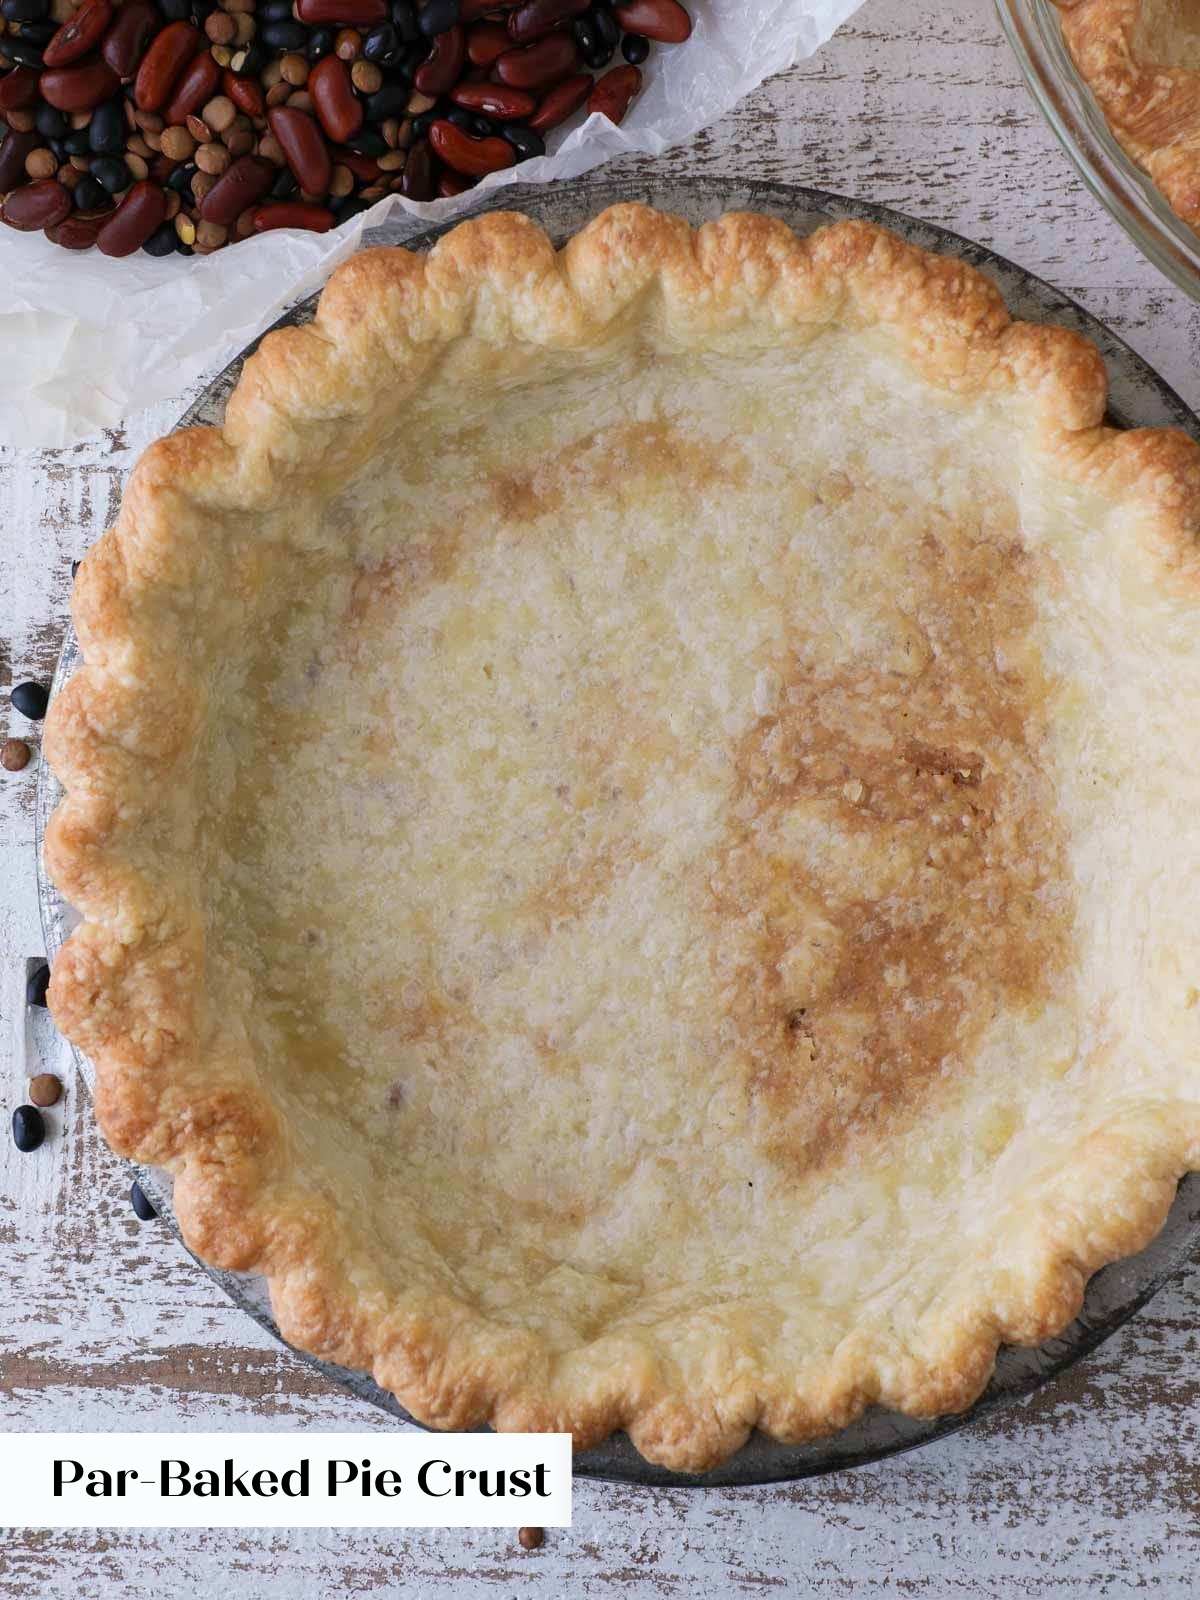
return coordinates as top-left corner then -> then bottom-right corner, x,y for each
26,962 -> 51,1007
130,1180 -> 157,1220
11,681 -> 49,720
13,1105 -> 46,1153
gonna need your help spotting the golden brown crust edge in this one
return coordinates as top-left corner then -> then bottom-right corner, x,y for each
1058,0 -> 1200,231
44,205 -> 1200,1472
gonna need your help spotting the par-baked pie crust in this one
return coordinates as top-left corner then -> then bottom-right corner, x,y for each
1058,0 -> 1200,230
45,204 -> 1200,1472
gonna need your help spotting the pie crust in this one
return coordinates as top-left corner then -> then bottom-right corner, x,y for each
44,203 -> 1200,1472
1058,0 -> 1200,230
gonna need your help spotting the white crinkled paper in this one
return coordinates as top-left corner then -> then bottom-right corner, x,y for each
4,0 -> 863,447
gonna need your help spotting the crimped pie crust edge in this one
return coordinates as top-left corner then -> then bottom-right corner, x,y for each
43,204 -> 1200,1472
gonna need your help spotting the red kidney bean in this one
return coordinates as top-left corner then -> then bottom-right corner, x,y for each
199,152 -> 274,225
250,200 -> 334,232
507,0 -> 588,45
449,81 -> 535,118
101,0 -> 157,78
331,144 -> 378,181
414,23 -> 465,95
528,70 -> 590,132
268,106 -> 332,197
492,32 -> 577,89
40,58 -> 122,112
42,0 -> 113,69
400,136 -> 433,199
437,168 -> 473,197
46,206 -> 110,248
460,0 -> 520,17
429,118 -> 515,176
162,50 -> 220,125
587,62 -> 639,123
0,65 -> 41,111
467,21 -> 510,66
308,55 -> 361,144
223,69 -> 264,119
0,127 -> 40,189
133,20 -> 201,112
613,0 -> 691,43
295,0 -> 386,24
1,178 -> 72,230
96,177 -> 166,254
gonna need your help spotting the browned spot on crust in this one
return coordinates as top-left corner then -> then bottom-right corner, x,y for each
709,499 -> 1075,1179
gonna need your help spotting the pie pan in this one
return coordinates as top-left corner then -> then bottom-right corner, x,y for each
996,0 -> 1200,299
36,173 -> 1200,1488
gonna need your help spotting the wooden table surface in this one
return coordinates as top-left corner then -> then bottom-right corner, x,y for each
5,1 -> 1200,1593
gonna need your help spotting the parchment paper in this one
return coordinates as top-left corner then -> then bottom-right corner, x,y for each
3,0 -> 864,448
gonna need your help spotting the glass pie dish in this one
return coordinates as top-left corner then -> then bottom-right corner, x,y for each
996,0 -> 1200,298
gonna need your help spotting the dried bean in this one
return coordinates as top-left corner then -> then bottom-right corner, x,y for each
399,131 -> 432,197
308,51 -> 361,141
250,198 -> 333,230
428,115 -> 514,174
41,0 -> 111,67
97,175 -> 164,251
198,149 -> 272,222
267,104 -> 330,194
586,60 -> 638,122
466,20 -> 508,66
295,0 -> 386,24
507,0 -> 587,45
0,126 -> 39,187
99,0 -> 156,77
133,20 -> 201,111
162,49 -> 220,124
449,80 -> 533,118
413,20 -> 464,93
40,58 -> 121,111
612,0 -> 690,43
527,68 -> 588,131
46,201 -> 109,243
1,175 -> 71,227
492,31 -> 577,89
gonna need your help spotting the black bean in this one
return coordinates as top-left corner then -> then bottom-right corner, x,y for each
501,122 -> 544,160
16,17 -> 54,41
26,962 -> 50,1007
417,0 -> 457,36
166,161 -> 196,192
409,108 -> 437,139
142,221 -> 177,255
445,106 -> 473,131
91,154 -> 131,193
130,1180 -> 157,1220
343,126 -> 387,155
332,191 -> 373,221
400,38 -> 425,73
11,681 -> 49,720
364,83 -> 410,122
259,0 -> 294,18
270,165 -> 298,199
63,128 -> 93,155
621,30 -> 648,63
592,5 -> 619,49
72,172 -> 108,209
391,0 -> 417,40
191,0 -> 216,18
363,23 -> 406,65
1,0 -> 49,19
12,1105 -> 45,1154
70,559 -> 80,577
89,98 -> 126,155
306,25 -> 334,59
584,38 -> 613,68
259,18 -> 308,50
34,103 -> 67,140
157,0 -> 190,18
47,136 -> 67,160
3,36 -> 44,65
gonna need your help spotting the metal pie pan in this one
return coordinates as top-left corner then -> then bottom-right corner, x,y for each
37,174 -> 1200,1488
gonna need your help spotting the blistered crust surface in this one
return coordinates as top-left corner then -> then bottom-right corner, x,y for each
45,205 -> 1200,1471
1059,0 -> 1200,230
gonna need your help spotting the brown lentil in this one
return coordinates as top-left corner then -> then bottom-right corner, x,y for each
333,27 -> 360,60
202,94 -> 236,133
518,1528 -> 544,1551
27,1073 -> 62,1108
205,10 -> 236,45
25,147 -> 58,179
279,52 -> 308,86
160,124 -> 195,162
350,60 -> 381,94
1,737 -> 30,772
